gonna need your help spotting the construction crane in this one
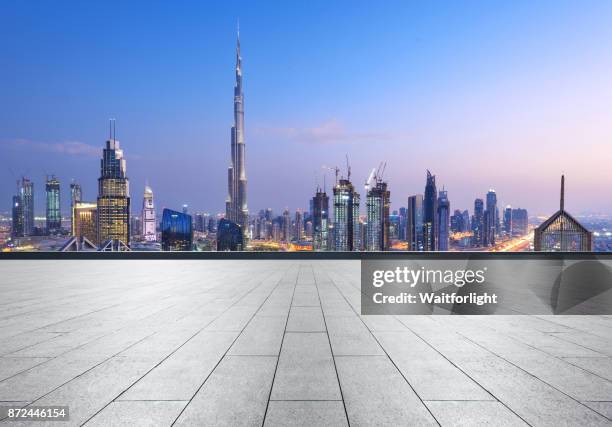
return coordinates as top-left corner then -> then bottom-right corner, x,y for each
365,162 -> 387,191
322,165 -> 340,186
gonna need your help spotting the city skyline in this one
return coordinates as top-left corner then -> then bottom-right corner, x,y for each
2,1 -> 612,216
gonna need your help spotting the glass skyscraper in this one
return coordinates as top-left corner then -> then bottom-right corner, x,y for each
97,128 -> 130,246
312,187 -> 329,251
484,189 -> 497,246
17,177 -> 35,237
161,208 -> 193,251
535,176 -> 591,251
11,194 -> 24,238
437,189 -> 450,251
333,178 -> 360,251
471,198 -> 484,247
226,30 -> 248,237
217,218 -> 243,251
423,170 -> 438,251
407,195 -> 424,251
45,175 -> 61,234
366,181 -> 390,251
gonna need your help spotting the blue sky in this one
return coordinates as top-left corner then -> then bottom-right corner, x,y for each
2,1 -> 612,216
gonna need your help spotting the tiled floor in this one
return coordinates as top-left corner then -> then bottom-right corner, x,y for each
0,260 -> 611,426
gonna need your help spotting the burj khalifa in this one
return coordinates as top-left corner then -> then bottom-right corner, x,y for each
225,28 -> 248,235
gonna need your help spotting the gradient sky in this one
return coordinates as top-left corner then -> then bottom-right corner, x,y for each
2,0 -> 612,217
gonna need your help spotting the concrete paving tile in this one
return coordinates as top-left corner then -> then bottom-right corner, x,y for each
292,287 -> 320,307
0,357 -> 50,382
335,355 -> 437,426
286,307 -> 325,332
174,356 -> 276,426
271,333 -> 341,401
325,316 -> 384,356
264,401 -> 347,427
119,331 -> 237,401
425,401 -> 528,426
375,331 -> 493,401
360,315 -> 408,331
583,402 -> 612,421
229,315 -> 287,356
85,401 -> 186,427
27,356 -> 154,426
205,306 -> 259,331
0,332 -> 63,357
458,329 -> 612,401
550,331 -> 612,356
563,357 -> 612,381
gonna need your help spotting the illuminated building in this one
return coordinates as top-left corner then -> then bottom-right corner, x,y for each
282,209 -> 291,242
484,189 -> 497,246
462,210 -> 470,232
11,194 -> 24,238
366,180 -> 390,251
437,189 -> 450,251
130,216 -> 142,238
97,122 -> 131,246
294,210 -> 304,241
512,208 -> 528,236
472,198 -> 484,247
450,209 -> 464,233
333,178 -> 360,251
398,207 -> 407,241
312,187 -> 329,251
503,205 -> 512,236
70,181 -> 82,214
407,195 -> 424,251
73,202 -> 98,245
225,28 -> 248,238
161,208 -> 193,251
534,175 -> 592,251
217,218 -> 243,251
45,175 -> 61,234
142,185 -> 156,241
423,170 -> 438,251
19,177 -> 35,236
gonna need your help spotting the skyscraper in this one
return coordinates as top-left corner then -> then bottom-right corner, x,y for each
437,189 -> 450,251
142,185 -> 156,242
45,175 -> 61,234
19,177 -> 34,236
70,181 -> 82,211
294,210 -> 304,241
366,180 -> 390,251
407,195 -> 424,251
333,177 -> 360,251
73,202 -> 98,245
398,207 -> 407,241
161,208 -> 193,251
217,218 -> 244,251
312,187 -> 329,251
484,189 -> 497,246
472,198 -> 484,247
225,28 -> 248,238
97,122 -> 130,246
11,193 -> 23,238
423,170 -> 438,251
511,208 -> 528,236
503,205 -> 512,236
282,209 -> 291,242
534,175 -> 591,251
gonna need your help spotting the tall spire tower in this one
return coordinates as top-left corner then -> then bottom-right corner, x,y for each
226,23 -> 248,236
